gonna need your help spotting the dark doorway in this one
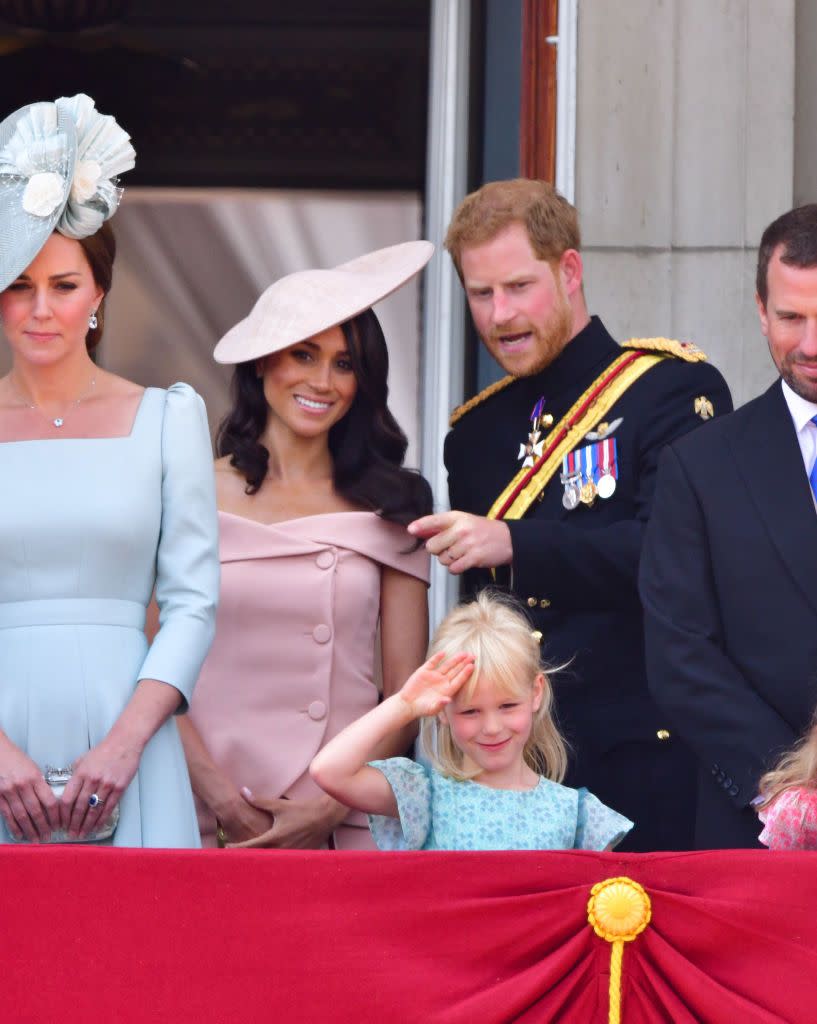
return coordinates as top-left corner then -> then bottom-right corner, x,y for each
0,1 -> 431,189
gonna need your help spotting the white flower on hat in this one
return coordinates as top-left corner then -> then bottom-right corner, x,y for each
22,171 -> 65,217
70,159 -> 102,204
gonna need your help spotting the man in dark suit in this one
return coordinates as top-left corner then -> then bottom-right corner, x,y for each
640,204 -> 817,849
409,179 -> 732,850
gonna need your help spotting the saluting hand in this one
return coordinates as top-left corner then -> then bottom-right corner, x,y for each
408,511 -> 512,574
397,652 -> 476,719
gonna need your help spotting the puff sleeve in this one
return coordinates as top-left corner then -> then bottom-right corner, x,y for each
137,383 -> 219,707
368,757 -> 432,850
574,788 -> 633,851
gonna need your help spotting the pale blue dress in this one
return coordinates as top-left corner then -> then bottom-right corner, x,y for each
368,758 -> 633,851
0,384 -> 219,847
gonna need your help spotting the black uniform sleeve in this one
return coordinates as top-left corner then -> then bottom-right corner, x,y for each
507,360 -> 733,611
639,444 -> 796,808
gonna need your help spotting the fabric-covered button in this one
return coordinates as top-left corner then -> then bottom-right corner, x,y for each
308,700 -> 327,721
316,550 -> 335,570
312,624 -> 331,644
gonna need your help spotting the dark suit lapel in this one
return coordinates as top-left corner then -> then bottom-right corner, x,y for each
729,381 -> 817,616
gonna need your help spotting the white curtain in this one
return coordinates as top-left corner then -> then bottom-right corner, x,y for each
99,187 -> 425,462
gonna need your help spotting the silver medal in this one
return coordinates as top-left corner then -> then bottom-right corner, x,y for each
562,481 -> 581,510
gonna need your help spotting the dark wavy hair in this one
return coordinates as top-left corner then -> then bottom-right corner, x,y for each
215,308 -> 432,526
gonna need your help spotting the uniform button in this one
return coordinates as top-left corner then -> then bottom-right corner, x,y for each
656,729 -> 671,741
307,700 -> 327,721
315,550 -> 335,570
531,630 -> 543,644
312,624 -> 332,644
728,784 -> 739,797
527,597 -> 537,608
539,598 -> 551,609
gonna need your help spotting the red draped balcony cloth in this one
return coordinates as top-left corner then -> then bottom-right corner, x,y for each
2,848 -> 815,1023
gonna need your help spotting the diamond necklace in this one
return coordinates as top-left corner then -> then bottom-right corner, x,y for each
9,374 -> 97,429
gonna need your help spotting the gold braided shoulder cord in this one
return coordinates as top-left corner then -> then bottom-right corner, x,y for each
621,337 -> 708,362
449,375 -> 515,426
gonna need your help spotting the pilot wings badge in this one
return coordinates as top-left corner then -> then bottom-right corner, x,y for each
583,417 -> 623,442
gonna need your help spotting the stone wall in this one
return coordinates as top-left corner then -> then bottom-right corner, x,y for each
575,0 -> 795,406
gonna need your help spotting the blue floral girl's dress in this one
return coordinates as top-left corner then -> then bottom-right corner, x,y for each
368,757 -> 633,851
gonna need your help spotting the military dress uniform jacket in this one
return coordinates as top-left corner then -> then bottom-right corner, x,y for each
640,380 -> 817,849
444,316 -> 733,851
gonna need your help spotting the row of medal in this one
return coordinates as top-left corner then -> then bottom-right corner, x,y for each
560,438 -> 618,509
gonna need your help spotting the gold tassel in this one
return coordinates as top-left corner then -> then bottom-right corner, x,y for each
587,877 -> 652,1023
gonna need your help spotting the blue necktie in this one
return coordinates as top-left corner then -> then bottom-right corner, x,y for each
811,415 -> 817,502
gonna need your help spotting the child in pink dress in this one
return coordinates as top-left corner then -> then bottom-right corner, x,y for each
755,720 -> 817,850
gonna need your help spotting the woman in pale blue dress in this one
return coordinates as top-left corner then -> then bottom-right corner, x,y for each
0,95 -> 219,847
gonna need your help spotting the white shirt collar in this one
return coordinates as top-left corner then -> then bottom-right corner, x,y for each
781,378 -> 817,434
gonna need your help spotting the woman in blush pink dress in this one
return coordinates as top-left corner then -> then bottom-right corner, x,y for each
180,242 -> 434,849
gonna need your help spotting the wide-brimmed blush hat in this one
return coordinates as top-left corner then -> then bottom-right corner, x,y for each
0,93 -> 135,291
213,239 -> 434,365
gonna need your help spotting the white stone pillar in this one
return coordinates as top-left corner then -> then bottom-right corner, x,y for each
422,0 -> 471,631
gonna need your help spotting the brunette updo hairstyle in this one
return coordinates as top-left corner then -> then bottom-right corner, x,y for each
75,220 -> 116,352
216,307 -> 433,526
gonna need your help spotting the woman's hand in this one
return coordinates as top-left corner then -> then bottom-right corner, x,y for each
59,735 -> 142,839
215,795 -> 275,845
397,652 -> 475,719
225,788 -> 348,850
0,737 -> 60,841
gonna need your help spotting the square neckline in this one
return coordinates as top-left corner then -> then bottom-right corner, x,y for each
0,386 -> 152,445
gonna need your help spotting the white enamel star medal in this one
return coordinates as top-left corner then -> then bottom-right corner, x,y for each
518,396 -> 553,468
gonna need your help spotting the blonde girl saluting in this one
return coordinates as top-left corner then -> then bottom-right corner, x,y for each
311,592 -> 632,851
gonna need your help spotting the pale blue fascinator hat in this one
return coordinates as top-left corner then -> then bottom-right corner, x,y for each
0,94 -> 135,291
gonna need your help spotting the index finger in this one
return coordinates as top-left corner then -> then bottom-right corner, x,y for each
32,778 -> 60,834
438,653 -> 475,677
408,512 -> 456,538
227,827 -> 276,850
58,776 -> 82,832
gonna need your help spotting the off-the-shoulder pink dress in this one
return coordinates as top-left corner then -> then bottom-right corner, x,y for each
189,510 -> 429,848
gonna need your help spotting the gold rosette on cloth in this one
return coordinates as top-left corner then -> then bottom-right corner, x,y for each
587,877 -> 652,1023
